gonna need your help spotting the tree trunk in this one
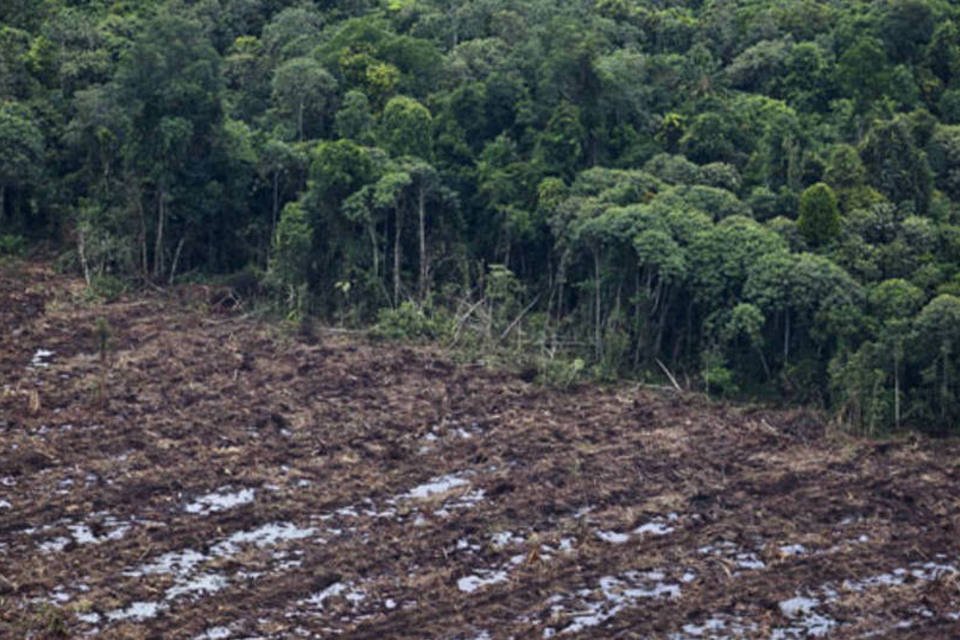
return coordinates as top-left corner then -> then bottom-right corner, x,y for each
393,205 -> 402,306
153,190 -> 166,279
418,185 -> 427,302
270,170 -> 280,264
783,311 -> 790,366
169,236 -> 186,285
297,98 -> 305,142
893,343 -> 901,430
78,225 -> 91,286
136,186 -> 148,277
594,248 -> 602,360
654,291 -> 671,359
368,221 -> 379,279
942,342 -> 951,420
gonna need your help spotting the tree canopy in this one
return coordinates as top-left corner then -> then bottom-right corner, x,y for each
6,0 -> 960,433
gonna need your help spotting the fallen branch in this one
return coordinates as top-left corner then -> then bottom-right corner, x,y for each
498,293 -> 542,342
448,297 -> 487,347
656,358 -> 682,392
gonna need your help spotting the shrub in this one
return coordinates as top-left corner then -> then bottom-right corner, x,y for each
372,301 -> 452,341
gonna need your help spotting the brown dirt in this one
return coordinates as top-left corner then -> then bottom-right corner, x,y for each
1,261 -> 959,639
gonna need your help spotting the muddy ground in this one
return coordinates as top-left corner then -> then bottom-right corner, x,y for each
1,261 -> 959,640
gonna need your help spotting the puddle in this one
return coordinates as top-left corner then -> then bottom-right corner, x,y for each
779,544 -> 807,557
212,521 -> 316,555
131,522 -> 316,576
39,536 -> 70,552
112,520 -> 317,625
594,514 -> 679,545
596,530 -> 630,544
30,348 -> 54,368
185,487 -> 256,515
456,538 -> 482,553
667,615 -> 759,639
106,600 -> 164,622
302,581 -> 367,608
633,521 -> 674,536
543,570 -> 682,636
194,627 -> 232,640
773,595 -> 836,638
698,540 -> 766,571
165,573 -> 229,600
842,560 -> 958,592
458,554 -> 526,594
132,548 -> 208,577
35,513 -> 132,553
442,489 -> 486,511
418,422 -> 485,452
779,596 -> 820,617
402,474 -> 470,500
458,570 -> 509,593
763,558 -> 960,638
490,531 -> 524,549
76,612 -> 101,625
634,512 -> 679,537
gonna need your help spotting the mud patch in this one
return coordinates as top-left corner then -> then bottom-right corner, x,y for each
1,262 -> 959,638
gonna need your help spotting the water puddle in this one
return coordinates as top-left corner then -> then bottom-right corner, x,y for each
542,569 -> 683,636
39,536 -> 70,552
490,531 -> 524,549
30,348 -> 54,368
841,559 -> 958,592
132,548 -> 208,577
773,595 -> 836,638
698,540 -> 766,571
301,581 -> 367,608
401,474 -> 470,500
76,612 -> 102,625
109,520 -> 316,624
595,530 -> 630,544
458,570 -> 509,593
779,544 -> 807,557
193,627 -> 232,640
106,600 -> 164,622
211,521 -> 316,556
418,421 -> 486,453
458,553 -> 526,594
34,513 -> 132,552
593,513 -> 679,546
164,573 -> 229,600
667,615 -> 759,639
185,487 -> 256,515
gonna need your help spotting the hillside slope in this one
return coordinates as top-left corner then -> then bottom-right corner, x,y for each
1,262 -> 959,638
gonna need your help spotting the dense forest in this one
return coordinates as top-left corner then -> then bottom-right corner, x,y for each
3,0 -> 960,433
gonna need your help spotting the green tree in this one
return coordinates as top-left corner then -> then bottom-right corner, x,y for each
271,201 -> 312,310
911,294 -> 960,429
860,116 -> 932,215
797,182 -> 840,247
869,278 -> 925,428
257,137 -> 301,262
334,89 -> 374,142
379,95 -> 432,159
114,8 -> 224,279
271,57 -> 337,141
0,101 -> 43,226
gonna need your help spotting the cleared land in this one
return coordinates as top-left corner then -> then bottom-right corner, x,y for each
1,262 -> 959,639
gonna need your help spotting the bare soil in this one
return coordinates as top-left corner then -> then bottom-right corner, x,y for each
1,262 -> 959,639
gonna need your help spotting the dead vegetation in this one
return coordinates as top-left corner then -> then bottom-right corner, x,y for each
1,262 -> 959,639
